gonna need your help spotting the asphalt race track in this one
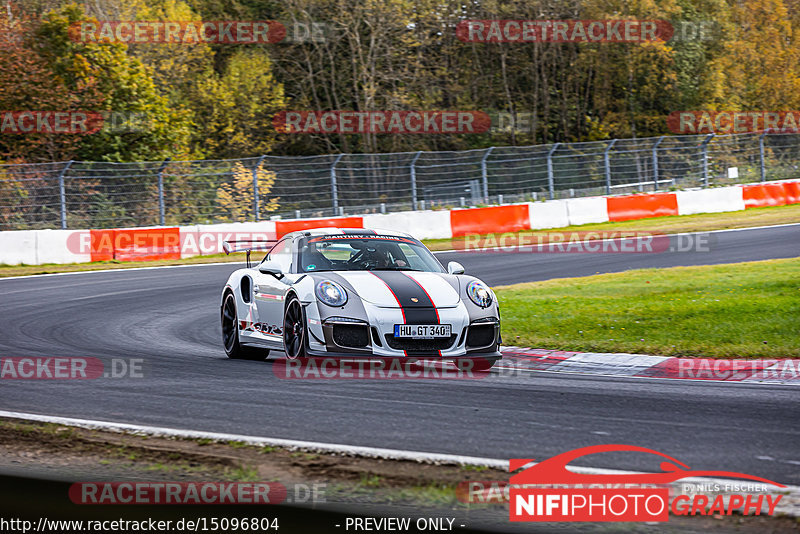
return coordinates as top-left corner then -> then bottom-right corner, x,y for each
0,225 -> 798,485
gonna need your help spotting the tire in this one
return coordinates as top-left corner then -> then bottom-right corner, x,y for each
221,291 -> 268,361
283,297 -> 307,360
462,356 -> 499,372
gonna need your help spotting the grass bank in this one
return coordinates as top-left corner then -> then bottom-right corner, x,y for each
495,258 -> 800,359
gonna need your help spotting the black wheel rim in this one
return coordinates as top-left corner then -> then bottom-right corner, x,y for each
283,300 -> 304,359
222,295 -> 237,352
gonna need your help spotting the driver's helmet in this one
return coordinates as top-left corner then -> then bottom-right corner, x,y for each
365,245 -> 391,267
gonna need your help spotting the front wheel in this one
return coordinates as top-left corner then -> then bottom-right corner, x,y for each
221,292 -> 268,361
283,297 -> 307,360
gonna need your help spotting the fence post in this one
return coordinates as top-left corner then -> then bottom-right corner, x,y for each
547,143 -> 560,200
481,147 -> 494,202
604,139 -> 617,195
157,157 -> 171,226
652,136 -> 665,191
700,134 -> 715,187
410,151 -> 422,209
759,131 -> 768,182
252,155 -> 266,221
330,153 -> 344,216
58,160 -> 73,229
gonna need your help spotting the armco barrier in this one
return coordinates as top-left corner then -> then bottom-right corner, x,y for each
2,179 -> 798,266
676,186 -> 745,215
607,193 -> 679,222
450,204 -> 529,237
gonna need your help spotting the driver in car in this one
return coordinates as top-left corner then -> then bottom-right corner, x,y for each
363,245 -> 408,269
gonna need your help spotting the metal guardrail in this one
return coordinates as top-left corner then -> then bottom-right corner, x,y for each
1,132 -> 798,230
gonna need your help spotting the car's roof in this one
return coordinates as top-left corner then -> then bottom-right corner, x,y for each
283,227 -> 414,239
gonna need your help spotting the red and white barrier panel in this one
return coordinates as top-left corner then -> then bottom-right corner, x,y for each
1,180 -> 797,266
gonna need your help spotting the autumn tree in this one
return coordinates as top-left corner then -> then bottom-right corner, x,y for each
216,161 -> 280,221
34,3 -> 194,161
193,50 -> 286,158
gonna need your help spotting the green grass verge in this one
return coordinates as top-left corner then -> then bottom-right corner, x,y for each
496,258 -> 800,359
0,203 -> 798,278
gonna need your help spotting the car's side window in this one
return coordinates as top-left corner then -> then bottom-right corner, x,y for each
267,239 -> 292,273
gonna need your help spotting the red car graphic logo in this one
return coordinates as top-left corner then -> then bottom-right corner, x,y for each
510,444 -> 784,487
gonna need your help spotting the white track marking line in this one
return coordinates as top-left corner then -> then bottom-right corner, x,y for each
0,261 -> 243,281
0,409 -> 794,492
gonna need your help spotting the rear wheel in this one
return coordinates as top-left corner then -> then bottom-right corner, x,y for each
283,297 -> 307,360
221,292 -> 268,361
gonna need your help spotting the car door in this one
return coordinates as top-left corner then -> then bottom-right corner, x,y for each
254,238 -> 294,344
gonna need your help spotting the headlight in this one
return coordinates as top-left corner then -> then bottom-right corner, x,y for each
467,280 -> 493,308
316,280 -> 347,307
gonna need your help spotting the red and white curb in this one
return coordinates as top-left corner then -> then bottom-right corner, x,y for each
499,347 -> 800,385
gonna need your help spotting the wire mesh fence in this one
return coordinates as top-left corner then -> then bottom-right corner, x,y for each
1,132 -> 798,230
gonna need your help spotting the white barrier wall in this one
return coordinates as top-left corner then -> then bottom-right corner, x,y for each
528,200 -> 570,229
565,197 -> 610,225
0,230 -> 38,265
181,221 -> 278,257
363,211 -> 452,240
1,179 -> 797,266
676,186 -> 746,215
36,229 -> 92,264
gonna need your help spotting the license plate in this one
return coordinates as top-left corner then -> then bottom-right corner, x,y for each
393,324 -> 452,339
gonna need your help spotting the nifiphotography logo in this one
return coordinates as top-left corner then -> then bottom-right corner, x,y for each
507,444 -> 784,522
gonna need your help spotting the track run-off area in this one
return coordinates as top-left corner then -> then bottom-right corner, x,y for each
0,224 -> 798,485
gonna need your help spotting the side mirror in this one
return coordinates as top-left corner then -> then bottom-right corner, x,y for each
258,260 -> 284,276
447,261 -> 465,275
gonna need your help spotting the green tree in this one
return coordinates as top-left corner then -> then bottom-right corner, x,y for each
35,3 -> 194,161
193,49 -> 286,158
216,162 -> 280,221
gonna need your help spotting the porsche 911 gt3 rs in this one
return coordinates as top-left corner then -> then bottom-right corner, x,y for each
220,228 -> 501,370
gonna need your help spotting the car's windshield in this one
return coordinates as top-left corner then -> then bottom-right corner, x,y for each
297,235 -> 444,273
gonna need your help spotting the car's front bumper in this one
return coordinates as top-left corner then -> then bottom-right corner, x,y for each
305,300 -> 501,359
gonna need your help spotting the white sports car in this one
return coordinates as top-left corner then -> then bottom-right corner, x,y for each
220,228 -> 501,370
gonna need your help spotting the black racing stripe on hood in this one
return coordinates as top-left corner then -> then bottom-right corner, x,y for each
370,271 -> 438,325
